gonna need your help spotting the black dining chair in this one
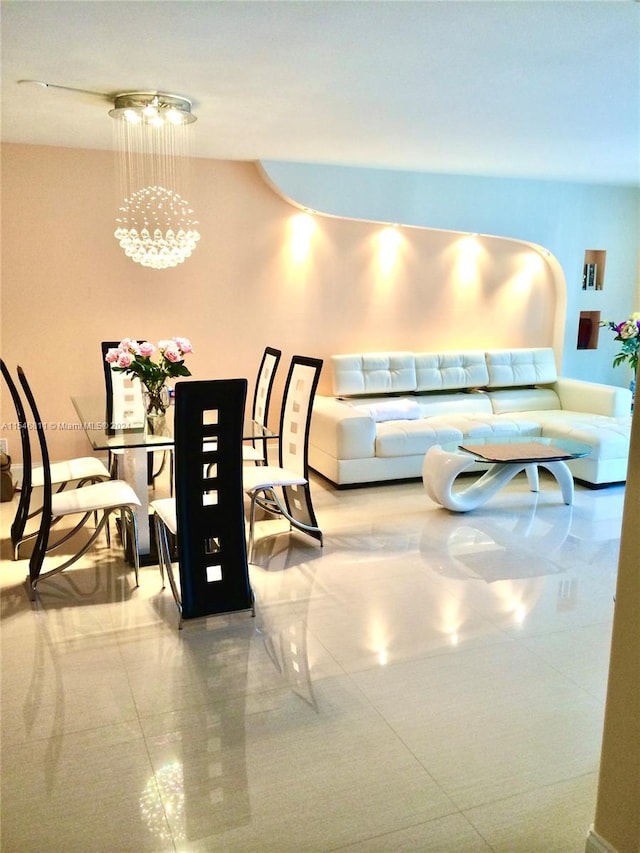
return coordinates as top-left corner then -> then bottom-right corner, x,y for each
202,346 -> 281,468
16,365 -> 141,599
151,378 -> 253,625
243,346 -> 281,463
1,359 -> 111,559
242,355 -> 324,561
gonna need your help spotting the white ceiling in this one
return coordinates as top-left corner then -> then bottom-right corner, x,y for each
2,0 -> 639,185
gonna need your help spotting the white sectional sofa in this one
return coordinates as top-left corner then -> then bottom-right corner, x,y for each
309,348 -> 632,488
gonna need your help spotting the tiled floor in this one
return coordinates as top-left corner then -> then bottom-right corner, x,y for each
0,469 -> 623,852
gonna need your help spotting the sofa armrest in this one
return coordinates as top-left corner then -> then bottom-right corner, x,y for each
553,377 -> 632,417
311,396 -> 376,459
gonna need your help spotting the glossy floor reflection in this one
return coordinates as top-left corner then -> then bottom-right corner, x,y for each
0,470 -> 623,852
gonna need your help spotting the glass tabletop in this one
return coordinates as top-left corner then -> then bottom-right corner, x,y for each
442,435 -> 591,463
71,395 -> 277,452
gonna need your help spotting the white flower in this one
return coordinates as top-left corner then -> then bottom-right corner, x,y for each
619,321 -> 639,340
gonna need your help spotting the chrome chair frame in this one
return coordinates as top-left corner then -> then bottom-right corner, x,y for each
16,366 -> 140,599
1,359 -> 111,558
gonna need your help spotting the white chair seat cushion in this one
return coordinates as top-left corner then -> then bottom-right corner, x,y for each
32,456 -> 110,488
151,493 -> 219,538
243,465 -> 306,491
151,497 -> 177,535
51,480 -> 141,516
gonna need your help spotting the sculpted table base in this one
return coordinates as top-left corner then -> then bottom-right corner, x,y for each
422,443 -> 579,512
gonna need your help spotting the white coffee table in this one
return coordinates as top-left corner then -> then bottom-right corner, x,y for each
422,437 -> 591,512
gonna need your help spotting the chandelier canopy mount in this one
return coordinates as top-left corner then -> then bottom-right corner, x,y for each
109,92 -> 197,126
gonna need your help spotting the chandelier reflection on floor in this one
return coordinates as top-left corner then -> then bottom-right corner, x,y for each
110,92 -> 200,270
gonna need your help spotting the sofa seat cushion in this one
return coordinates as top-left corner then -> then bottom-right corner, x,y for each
415,391 -> 493,419
374,414 -> 541,458
375,420 -> 463,457
514,411 -> 632,461
443,414 -> 542,439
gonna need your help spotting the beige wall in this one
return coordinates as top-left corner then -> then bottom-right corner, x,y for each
1,143 -> 559,463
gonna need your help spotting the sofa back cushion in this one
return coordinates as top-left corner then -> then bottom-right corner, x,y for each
415,351 -> 489,391
331,347 -> 559,397
331,352 -> 417,396
351,397 -> 423,422
417,391 -> 493,418
485,348 -> 557,387
486,387 -> 561,414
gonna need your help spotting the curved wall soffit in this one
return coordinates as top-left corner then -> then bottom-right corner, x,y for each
255,160 -> 567,358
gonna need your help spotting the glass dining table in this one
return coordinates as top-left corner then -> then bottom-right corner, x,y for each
71,395 -> 276,560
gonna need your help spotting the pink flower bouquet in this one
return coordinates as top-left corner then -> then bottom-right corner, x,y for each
105,337 -> 193,413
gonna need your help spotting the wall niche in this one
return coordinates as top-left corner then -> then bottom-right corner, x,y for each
582,249 -> 606,291
577,310 -> 601,349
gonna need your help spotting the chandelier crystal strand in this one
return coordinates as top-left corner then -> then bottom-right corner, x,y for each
111,93 -> 200,269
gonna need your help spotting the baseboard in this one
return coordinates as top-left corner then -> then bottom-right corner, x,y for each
574,478 -> 625,491
309,467 -> 423,490
585,827 -> 618,853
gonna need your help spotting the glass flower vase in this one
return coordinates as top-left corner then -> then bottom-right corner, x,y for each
142,384 -> 170,437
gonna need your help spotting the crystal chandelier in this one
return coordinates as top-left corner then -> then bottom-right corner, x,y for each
109,92 -> 200,270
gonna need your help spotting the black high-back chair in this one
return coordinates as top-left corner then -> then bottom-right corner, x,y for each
16,366 -> 141,598
242,355 -> 323,560
243,346 -> 281,463
101,340 -> 146,434
151,378 -> 252,624
1,359 -> 33,552
0,359 -> 110,558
